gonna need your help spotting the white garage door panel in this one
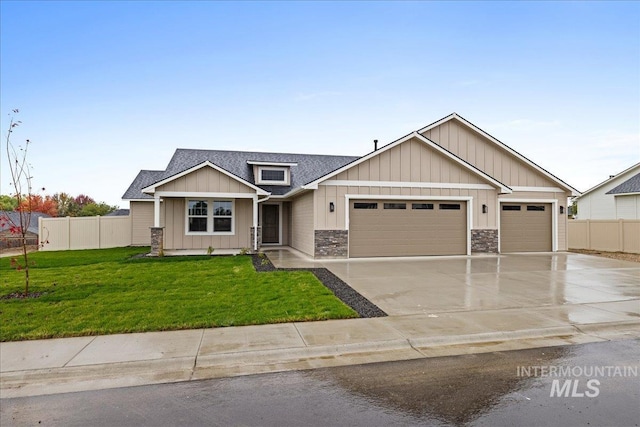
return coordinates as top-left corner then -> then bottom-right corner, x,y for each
349,200 -> 467,257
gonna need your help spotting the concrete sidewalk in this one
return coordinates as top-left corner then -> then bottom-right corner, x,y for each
2,306 -> 639,398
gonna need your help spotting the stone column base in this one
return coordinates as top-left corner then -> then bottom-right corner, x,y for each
150,227 -> 165,256
314,230 -> 348,258
471,229 -> 498,253
250,226 -> 262,253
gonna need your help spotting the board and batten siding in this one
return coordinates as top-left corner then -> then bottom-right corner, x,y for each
315,137 -> 498,230
421,119 -> 558,188
290,191 -> 314,256
155,166 -> 256,194
162,198 -> 252,250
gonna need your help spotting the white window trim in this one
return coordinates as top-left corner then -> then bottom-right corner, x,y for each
185,198 -> 235,236
257,166 -> 290,186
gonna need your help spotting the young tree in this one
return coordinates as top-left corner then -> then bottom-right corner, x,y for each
75,194 -> 95,210
1,109 -> 39,296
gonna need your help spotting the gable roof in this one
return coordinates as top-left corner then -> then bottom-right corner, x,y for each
575,163 -> 640,199
123,149 -> 359,199
606,172 -> 640,195
418,113 -> 581,196
303,131 -> 512,193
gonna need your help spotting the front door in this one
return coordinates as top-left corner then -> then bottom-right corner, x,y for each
262,204 -> 280,244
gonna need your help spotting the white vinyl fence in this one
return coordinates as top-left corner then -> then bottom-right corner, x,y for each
39,216 -> 132,251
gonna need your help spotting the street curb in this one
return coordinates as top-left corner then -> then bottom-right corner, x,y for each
2,321 -> 639,399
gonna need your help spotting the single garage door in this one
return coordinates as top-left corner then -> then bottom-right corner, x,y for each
500,203 -> 552,252
349,200 -> 467,257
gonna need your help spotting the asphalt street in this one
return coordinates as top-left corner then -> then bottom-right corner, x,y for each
2,339 -> 638,426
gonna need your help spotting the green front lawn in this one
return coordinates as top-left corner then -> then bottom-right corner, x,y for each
0,247 -> 357,341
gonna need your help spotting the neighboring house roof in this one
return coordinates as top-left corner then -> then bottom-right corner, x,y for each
106,209 -> 130,216
606,172 -> 640,195
418,113 -> 581,196
574,163 -> 640,199
0,211 -> 51,235
303,131 -> 512,194
125,149 -> 359,199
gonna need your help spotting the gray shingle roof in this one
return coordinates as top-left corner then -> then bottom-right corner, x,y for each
606,172 -> 640,195
124,149 -> 359,199
122,170 -> 165,200
0,211 -> 51,235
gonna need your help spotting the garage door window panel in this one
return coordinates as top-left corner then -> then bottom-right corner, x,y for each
384,203 -> 406,210
354,203 -> 378,209
439,204 -> 461,210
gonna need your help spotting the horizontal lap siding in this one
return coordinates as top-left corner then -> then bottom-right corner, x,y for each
163,198 -> 251,250
290,192 -> 314,256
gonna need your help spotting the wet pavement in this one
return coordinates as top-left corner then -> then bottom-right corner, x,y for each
2,339 -> 638,426
266,250 -> 640,317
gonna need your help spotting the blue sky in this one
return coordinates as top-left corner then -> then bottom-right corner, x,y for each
1,1 -> 638,207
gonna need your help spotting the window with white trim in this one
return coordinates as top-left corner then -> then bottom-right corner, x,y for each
257,166 -> 290,185
186,199 -> 234,234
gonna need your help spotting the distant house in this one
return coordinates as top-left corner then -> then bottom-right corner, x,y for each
0,211 -> 51,250
106,209 -> 130,216
124,113 -> 579,258
574,163 -> 640,220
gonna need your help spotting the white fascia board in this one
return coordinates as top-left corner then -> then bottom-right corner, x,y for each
141,161 -> 269,196
511,186 -> 566,193
613,192 -> 640,197
156,191 -> 259,199
575,163 -> 640,199
320,180 -> 494,190
411,132 -> 512,194
246,161 -> 298,167
418,113 -> 581,197
277,187 -> 311,199
301,132 -> 416,190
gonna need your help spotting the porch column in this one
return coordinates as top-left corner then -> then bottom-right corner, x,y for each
153,194 -> 161,227
252,195 -> 259,251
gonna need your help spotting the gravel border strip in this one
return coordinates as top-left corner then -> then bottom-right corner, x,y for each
251,254 -> 387,318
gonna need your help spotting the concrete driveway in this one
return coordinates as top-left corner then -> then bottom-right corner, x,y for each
268,250 -> 640,318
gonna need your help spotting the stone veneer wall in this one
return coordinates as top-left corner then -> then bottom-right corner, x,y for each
471,229 -> 498,253
314,230 -> 348,258
150,227 -> 164,256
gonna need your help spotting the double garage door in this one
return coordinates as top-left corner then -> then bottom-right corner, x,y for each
349,200 -> 467,258
500,203 -> 552,252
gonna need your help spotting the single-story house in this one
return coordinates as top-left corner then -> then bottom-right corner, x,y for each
574,163 -> 640,220
123,113 -> 579,258
0,211 -> 51,250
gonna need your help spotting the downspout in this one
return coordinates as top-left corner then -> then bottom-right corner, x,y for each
254,195 -> 271,251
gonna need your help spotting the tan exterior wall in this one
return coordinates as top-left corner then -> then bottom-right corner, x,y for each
421,119 -> 558,188
315,185 -> 497,230
40,216 -> 132,251
130,201 -> 158,245
161,198 -> 252,250
569,219 -> 640,254
156,166 -> 255,193
316,137 -> 498,230
282,202 -> 290,245
290,191 -> 314,255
